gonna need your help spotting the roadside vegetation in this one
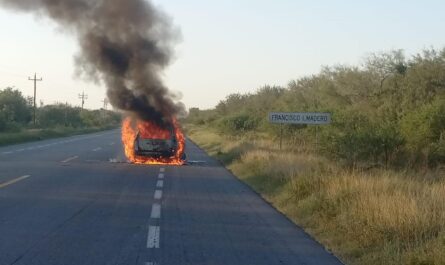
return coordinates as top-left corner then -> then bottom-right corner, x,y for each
185,48 -> 445,265
0,87 -> 121,146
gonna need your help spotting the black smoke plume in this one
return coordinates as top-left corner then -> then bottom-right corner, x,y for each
0,0 -> 183,127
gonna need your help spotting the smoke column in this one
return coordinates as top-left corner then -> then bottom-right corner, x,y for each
0,0 -> 183,127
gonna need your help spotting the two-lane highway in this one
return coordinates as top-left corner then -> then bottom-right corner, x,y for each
0,129 -> 343,265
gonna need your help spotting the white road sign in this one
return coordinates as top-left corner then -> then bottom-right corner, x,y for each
269,112 -> 331,125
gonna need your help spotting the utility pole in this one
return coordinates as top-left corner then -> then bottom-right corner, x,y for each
101,98 -> 109,110
78,91 -> 88,110
28,73 -> 43,126
64,102 -> 68,126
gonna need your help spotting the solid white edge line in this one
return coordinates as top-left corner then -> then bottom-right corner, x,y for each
154,190 -> 163,200
150,203 -> 161,219
147,226 -> 160,248
156,180 -> 164,188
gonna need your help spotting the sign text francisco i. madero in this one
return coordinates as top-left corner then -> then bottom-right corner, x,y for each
269,112 -> 332,125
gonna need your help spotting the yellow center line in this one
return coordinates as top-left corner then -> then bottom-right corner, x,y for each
0,175 -> 31,189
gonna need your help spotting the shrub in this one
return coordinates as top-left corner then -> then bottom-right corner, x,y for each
218,113 -> 259,134
401,99 -> 445,165
320,110 -> 403,166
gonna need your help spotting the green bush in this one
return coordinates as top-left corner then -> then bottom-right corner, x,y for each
401,99 -> 445,165
0,112 -> 7,131
321,111 -> 373,165
0,87 -> 31,131
38,104 -> 83,127
218,113 -> 259,134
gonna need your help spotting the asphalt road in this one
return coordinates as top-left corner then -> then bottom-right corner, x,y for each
0,129 -> 343,265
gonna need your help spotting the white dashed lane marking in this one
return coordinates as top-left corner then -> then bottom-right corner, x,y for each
150,203 -> 161,219
156,180 -> 164,188
144,167 -> 165,264
154,190 -> 163,200
147,226 -> 160,248
61,156 -> 79,163
0,175 -> 31,189
92,147 -> 102,152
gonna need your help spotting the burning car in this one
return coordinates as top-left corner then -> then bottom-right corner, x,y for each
134,126 -> 178,158
122,117 -> 186,165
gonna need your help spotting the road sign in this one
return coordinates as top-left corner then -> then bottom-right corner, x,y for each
269,112 -> 331,125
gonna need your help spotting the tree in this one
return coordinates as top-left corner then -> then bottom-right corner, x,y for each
365,50 -> 407,89
400,98 -> 445,165
38,104 -> 83,128
0,87 -> 31,130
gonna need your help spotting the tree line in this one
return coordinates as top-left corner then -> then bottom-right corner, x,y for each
0,87 -> 121,132
187,48 -> 445,168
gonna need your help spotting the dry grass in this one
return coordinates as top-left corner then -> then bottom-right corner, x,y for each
188,126 -> 445,265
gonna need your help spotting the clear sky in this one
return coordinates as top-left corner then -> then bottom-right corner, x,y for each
0,0 -> 444,110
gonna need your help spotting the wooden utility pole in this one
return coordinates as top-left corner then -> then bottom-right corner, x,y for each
101,98 -> 109,110
28,73 -> 43,126
64,102 -> 68,126
78,91 -> 88,110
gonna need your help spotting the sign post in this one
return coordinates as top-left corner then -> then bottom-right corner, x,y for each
268,112 -> 332,150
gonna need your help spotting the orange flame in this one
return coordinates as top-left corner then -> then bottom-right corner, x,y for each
121,117 -> 185,165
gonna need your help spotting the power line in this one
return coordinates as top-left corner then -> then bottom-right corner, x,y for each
78,91 -> 88,110
28,73 -> 43,126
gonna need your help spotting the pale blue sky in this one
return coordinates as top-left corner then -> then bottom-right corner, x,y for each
0,0 -> 444,109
